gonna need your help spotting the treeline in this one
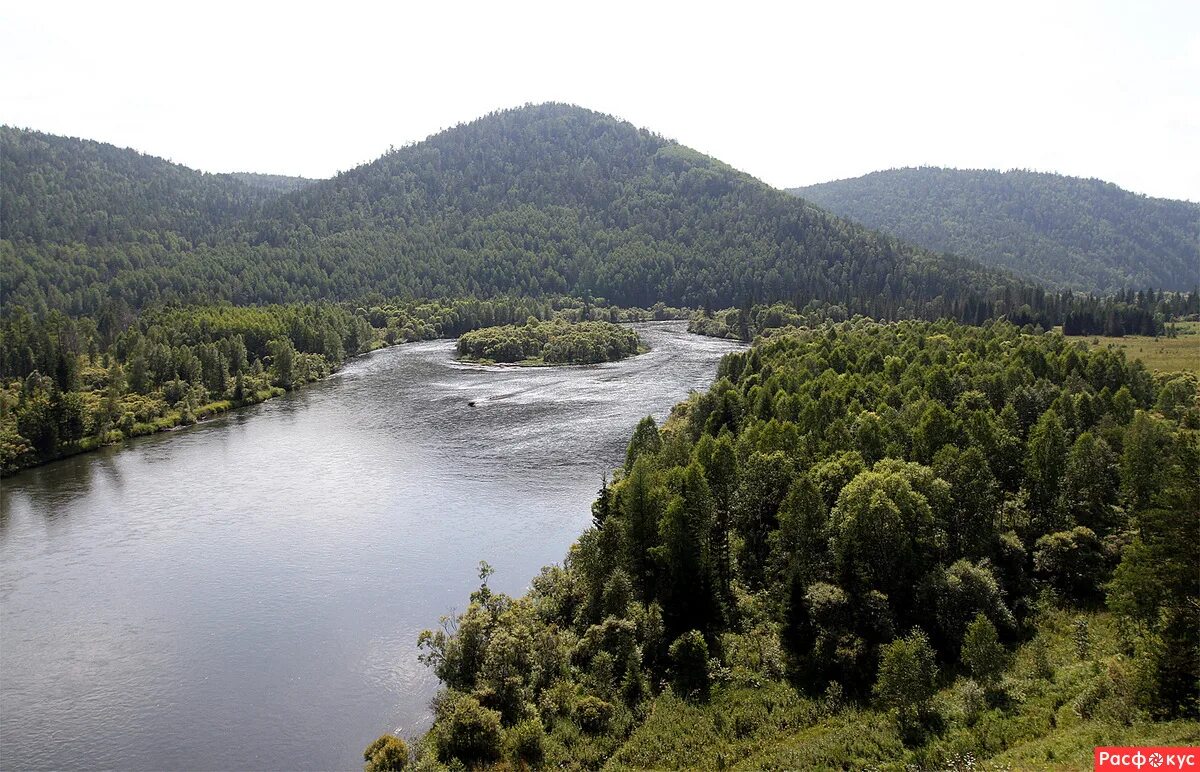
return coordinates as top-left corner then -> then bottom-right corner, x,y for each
398,319 -> 1198,769
793,167 -> 1200,293
0,303 -> 375,473
1056,288 -> 1199,337
456,320 -> 642,365
692,288 -> 1199,342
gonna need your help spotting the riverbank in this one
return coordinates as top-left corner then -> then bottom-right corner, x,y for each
2,315 -> 712,477
400,317 -> 1199,770
0,383 -> 304,477
0,338 -> 402,478
1,302 -> 709,478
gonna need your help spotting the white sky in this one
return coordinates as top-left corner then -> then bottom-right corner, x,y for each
3,0 -> 1198,200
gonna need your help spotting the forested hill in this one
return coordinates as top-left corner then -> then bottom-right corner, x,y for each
3,105 -> 1023,318
791,168 -> 1200,293
0,127 -> 297,246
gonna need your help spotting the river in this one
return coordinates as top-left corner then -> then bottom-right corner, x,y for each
0,322 -> 741,770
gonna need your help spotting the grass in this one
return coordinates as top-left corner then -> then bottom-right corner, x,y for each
1063,321 -> 1200,375
594,609 -> 1200,772
983,719 -> 1200,770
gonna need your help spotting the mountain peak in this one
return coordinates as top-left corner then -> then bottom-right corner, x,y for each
3,111 -> 1014,317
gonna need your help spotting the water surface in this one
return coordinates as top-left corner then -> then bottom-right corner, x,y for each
0,322 -> 740,770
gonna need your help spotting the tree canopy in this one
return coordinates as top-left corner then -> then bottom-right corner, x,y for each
404,317 -> 1199,767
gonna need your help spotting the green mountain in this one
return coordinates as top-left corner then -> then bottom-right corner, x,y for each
0,127 -> 294,246
792,168 -> 1199,293
2,105 -> 1021,317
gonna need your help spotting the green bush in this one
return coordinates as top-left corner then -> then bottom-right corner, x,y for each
576,695 -> 615,734
435,695 -> 503,766
362,734 -> 408,772
961,614 -> 1007,687
875,629 -> 938,738
669,630 -> 710,700
504,717 -> 546,766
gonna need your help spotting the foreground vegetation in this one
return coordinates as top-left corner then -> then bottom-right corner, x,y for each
370,318 -> 1198,770
457,320 -> 643,365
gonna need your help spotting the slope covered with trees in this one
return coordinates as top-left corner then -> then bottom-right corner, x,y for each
394,319 -> 1198,769
3,106 -> 1021,318
0,127 -> 294,247
792,168 -> 1199,293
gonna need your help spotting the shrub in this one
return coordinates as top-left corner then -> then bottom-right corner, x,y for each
504,718 -> 546,766
362,734 -> 408,772
576,695 -> 615,734
435,695 -> 503,766
1033,526 -> 1108,603
669,630 -> 711,700
961,613 -> 1007,687
875,629 -> 938,739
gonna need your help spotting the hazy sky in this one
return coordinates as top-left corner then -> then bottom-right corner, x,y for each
4,0 -> 1197,200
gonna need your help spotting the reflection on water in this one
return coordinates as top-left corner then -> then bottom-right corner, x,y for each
0,322 -> 741,771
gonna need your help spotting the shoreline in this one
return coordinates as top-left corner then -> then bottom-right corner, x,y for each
2,322 -> 700,478
0,339 -> 410,479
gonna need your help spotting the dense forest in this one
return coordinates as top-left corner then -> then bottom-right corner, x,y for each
3,107 -> 1024,321
381,319 -> 1198,770
363,297 -> 686,347
690,290 -> 1200,343
0,128 -> 294,246
0,303 -> 375,473
793,168 -> 1200,294
457,320 -> 642,365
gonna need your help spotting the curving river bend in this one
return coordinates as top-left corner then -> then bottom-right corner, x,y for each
0,322 -> 741,770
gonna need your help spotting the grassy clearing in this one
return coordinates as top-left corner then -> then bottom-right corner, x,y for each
1065,321 -> 1200,375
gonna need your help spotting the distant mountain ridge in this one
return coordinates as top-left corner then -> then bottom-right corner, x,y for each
791,167 -> 1199,293
3,106 -> 1025,318
0,127 -> 304,246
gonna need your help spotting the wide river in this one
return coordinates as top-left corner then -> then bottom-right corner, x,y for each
0,322 -> 741,770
